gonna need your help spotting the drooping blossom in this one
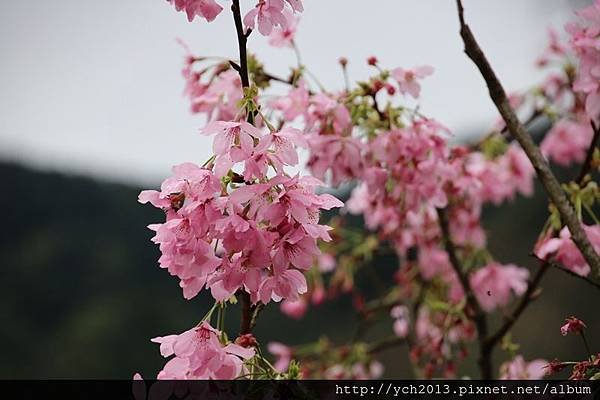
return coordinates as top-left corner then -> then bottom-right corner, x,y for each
499,356 -> 548,379
470,262 -> 529,312
560,316 -> 587,336
151,322 -> 255,379
139,163 -> 223,299
167,0 -> 223,22
391,65 -> 434,98
536,224 -> 600,277
244,0 -> 303,36
185,68 -> 242,121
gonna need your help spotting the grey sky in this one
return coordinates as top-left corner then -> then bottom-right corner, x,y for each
0,0 -> 582,185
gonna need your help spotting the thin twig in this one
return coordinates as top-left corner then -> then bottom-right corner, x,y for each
455,0 -> 600,276
231,0 -> 257,335
231,0 -> 254,124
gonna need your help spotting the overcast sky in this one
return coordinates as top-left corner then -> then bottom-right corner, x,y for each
0,0 -> 585,185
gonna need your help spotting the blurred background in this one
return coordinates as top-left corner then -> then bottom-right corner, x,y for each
0,0 -> 597,379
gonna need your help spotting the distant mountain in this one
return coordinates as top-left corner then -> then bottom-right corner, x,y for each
0,161 -> 596,378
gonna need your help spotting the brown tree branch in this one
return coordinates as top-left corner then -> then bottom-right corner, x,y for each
437,207 -> 491,379
455,0 -> 600,276
230,0 -> 257,336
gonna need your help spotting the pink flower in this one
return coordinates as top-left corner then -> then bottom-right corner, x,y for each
259,127 -> 308,166
317,253 -> 336,273
390,305 -> 410,338
267,342 -> 293,372
536,27 -> 569,67
139,163 -> 223,300
500,356 -> 548,379
535,224 -> 600,277
244,0 -> 287,36
151,321 -> 254,379
280,298 -> 308,319
244,0 -> 303,36
567,1 -> 600,119
268,8 -> 298,48
271,80 -> 310,121
541,119 -> 594,166
560,316 -> 587,336
206,253 -> 261,301
258,264 -> 308,303
189,70 -> 242,120
307,134 -> 364,186
167,0 -> 223,22
391,65 -> 434,98
470,262 -> 529,312
202,120 -> 263,177
502,144 -> 535,197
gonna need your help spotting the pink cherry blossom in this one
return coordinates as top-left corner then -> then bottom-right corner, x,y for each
317,253 -> 336,273
244,0 -> 303,36
560,316 -> 587,336
566,0 -> 600,119
189,70 -> 242,121
268,8 -> 298,48
202,120 -> 263,177
470,262 -> 529,312
536,28 -> 569,67
536,224 -> 600,277
307,134 -> 364,186
391,65 -> 434,98
152,321 -> 255,379
500,356 -> 548,379
280,298 -> 308,319
259,127 -> 308,166
244,0 -> 287,36
271,80 -> 310,121
541,119 -> 594,166
168,0 -> 223,22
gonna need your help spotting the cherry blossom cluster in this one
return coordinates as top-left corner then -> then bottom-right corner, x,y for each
139,130 -> 343,304
138,0 -> 600,380
167,0 -> 303,36
151,322 -> 255,379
